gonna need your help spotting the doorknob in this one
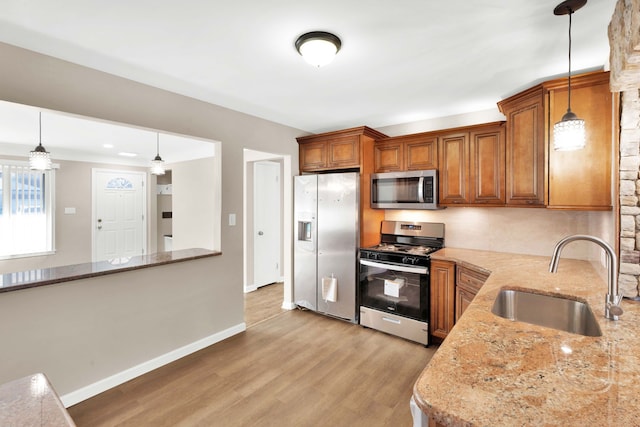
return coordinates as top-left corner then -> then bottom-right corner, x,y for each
258,231 -> 264,235
97,218 -> 102,230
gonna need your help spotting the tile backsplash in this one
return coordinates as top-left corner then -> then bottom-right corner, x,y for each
385,207 -> 614,261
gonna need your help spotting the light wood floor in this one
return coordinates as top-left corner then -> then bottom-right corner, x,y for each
68,284 -> 437,426
244,282 -> 286,328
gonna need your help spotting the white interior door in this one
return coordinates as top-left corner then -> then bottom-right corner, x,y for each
93,170 -> 146,262
253,161 -> 281,288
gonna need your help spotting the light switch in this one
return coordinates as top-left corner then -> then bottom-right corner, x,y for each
229,213 -> 236,226
64,207 -> 76,214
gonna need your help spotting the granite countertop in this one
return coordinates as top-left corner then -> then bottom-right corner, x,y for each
0,373 -> 75,426
0,248 -> 221,293
414,248 -> 640,427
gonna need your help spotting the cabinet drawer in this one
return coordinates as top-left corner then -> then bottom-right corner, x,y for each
456,266 -> 489,293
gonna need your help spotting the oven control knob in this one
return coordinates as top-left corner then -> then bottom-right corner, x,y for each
403,256 -> 418,265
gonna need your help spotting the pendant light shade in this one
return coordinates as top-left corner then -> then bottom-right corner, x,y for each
552,0 -> 587,151
150,133 -> 165,176
29,112 -> 52,170
295,31 -> 341,67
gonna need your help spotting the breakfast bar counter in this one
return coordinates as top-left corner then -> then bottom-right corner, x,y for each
413,248 -> 640,426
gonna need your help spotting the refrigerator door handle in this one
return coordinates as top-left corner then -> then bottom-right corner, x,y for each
359,259 -> 428,275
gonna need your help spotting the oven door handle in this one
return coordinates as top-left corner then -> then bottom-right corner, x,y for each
359,259 -> 428,275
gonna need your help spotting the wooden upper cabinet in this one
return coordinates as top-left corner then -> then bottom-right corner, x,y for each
498,87 -> 546,207
438,132 -> 469,204
498,70 -> 614,210
406,137 -> 438,170
374,139 -> 403,172
299,135 -> 358,171
297,126 -> 387,173
374,134 -> 437,173
470,124 -> 506,205
545,71 -> 616,210
299,141 -> 327,171
437,122 -> 505,206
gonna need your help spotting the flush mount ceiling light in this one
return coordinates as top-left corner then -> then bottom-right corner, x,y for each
552,0 -> 587,151
150,133 -> 165,175
29,112 -> 52,170
295,31 -> 341,67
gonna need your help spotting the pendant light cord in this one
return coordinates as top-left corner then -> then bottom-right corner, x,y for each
567,9 -> 573,112
39,112 -> 42,147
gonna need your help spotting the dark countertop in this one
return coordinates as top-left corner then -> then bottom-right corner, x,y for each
0,373 -> 75,426
0,248 -> 221,293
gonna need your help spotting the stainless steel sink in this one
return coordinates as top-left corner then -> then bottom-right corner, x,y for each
491,289 -> 602,337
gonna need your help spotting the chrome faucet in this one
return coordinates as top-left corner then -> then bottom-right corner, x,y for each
549,235 -> 623,320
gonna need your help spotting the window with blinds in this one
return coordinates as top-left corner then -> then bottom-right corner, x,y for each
0,161 -> 55,258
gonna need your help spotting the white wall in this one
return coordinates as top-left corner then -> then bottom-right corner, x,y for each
0,41 -> 302,402
0,255 -> 236,406
170,156 -> 220,251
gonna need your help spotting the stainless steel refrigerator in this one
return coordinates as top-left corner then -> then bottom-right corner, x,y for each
294,172 -> 359,323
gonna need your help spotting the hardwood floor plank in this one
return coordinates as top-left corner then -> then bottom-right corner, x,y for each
68,285 -> 437,426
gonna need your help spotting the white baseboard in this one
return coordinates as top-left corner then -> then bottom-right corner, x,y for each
244,284 -> 258,293
60,322 -> 246,408
282,301 -> 296,310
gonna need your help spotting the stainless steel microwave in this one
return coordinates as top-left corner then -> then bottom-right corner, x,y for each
371,170 -> 439,209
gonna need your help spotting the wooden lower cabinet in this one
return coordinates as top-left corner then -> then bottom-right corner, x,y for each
430,261 -> 490,341
429,260 -> 456,340
455,266 -> 490,321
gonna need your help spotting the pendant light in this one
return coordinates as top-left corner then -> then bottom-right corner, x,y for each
29,112 -> 52,170
552,0 -> 587,151
295,31 -> 341,67
150,133 -> 165,176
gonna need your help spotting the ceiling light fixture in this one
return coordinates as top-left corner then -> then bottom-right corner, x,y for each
295,31 -> 341,67
150,133 -> 165,175
552,0 -> 587,151
29,112 -> 52,170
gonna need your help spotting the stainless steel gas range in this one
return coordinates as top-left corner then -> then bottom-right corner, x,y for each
358,220 -> 444,345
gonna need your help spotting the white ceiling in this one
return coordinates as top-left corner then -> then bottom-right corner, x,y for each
0,100 -> 216,166
0,0 -> 618,137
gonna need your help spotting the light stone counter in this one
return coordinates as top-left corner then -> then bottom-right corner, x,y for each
0,373 -> 75,426
413,248 -> 640,427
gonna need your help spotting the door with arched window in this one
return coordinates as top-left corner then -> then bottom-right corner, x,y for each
92,169 -> 146,262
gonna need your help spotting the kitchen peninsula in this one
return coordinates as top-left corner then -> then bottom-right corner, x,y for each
0,248 -> 220,293
0,248 -> 242,408
413,248 -> 640,426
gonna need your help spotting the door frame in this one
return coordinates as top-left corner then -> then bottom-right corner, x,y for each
91,168 -> 148,262
243,149 -> 294,310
